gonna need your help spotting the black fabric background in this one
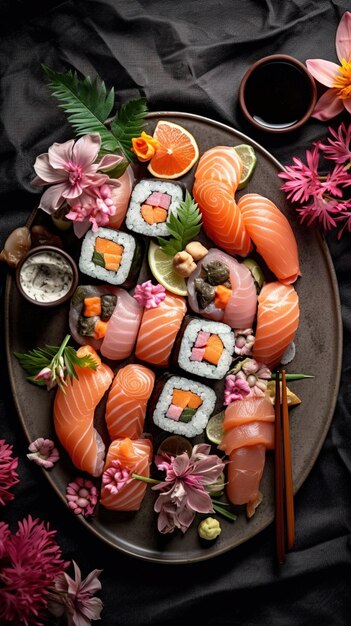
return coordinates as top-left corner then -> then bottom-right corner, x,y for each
1,1 -> 351,624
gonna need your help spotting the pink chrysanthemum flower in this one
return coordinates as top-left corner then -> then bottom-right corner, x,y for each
133,280 -> 166,308
278,142 -> 322,203
66,477 -> 98,517
102,460 -> 130,496
321,122 -> 351,164
223,374 -> 251,405
53,560 -> 103,626
0,439 -> 19,506
27,438 -> 60,469
0,515 -> 68,626
152,444 -> 225,534
297,196 -> 343,232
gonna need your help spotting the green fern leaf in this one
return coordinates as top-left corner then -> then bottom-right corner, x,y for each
110,97 -> 148,162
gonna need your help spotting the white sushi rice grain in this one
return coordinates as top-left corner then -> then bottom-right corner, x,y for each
177,319 -> 235,380
79,227 -> 136,285
153,376 -> 216,437
125,179 -> 183,236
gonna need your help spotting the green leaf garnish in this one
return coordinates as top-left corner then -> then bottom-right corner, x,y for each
14,334 -> 97,393
42,65 -> 148,163
271,373 -> 314,380
157,191 -> 202,256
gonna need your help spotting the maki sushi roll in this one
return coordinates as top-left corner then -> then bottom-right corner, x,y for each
125,179 -> 184,237
151,375 -> 216,437
79,227 -> 142,287
173,317 -> 235,380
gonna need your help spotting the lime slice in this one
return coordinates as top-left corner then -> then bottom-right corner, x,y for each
206,410 -> 225,445
234,144 -> 257,189
148,241 -> 188,296
242,257 -> 265,292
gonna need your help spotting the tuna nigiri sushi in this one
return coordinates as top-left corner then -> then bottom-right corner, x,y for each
135,291 -> 187,367
193,146 -> 252,257
238,193 -> 301,284
54,359 -> 113,477
252,281 -> 300,369
105,364 -> 155,440
100,289 -> 143,361
187,248 -> 257,329
100,437 -> 152,511
227,445 -> 266,517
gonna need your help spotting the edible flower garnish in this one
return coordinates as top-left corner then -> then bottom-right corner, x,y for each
131,131 -> 160,162
234,328 -> 255,356
102,460 -> 130,495
66,477 -> 98,517
51,561 -> 103,626
27,438 -> 60,469
151,444 -> 225,534
223,374 -> 251,405
157,191 -> 202,256
14,334 -> 97,393
65,182 -> 119,234
278,124 -> 351,238
226,358 -> 272,401
133,280 -> 166,308
0,439 -> 19,506
306,11 -> 351,120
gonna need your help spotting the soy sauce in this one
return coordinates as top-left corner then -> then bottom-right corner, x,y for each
244,61 -> 313,129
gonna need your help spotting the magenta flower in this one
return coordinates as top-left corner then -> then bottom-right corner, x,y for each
306,11 -> 351,120
66,477 -> 98,517
0,439 -> 19,506
152,444 -> 225,534
234,328 -> 255,356
27,438 -> 60,469
223,374 -> 251,405
133,280 -> 166,308
53,561 -> 103,626
321,122 -> 351,164
278,142 -> 323,203
32,133 -> 122,214
0,516 -> 68,626
102,460 -> 130,495
297,195 -> 344,231
335,201 -> 351,238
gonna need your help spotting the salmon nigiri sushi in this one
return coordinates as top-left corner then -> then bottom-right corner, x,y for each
223,396 -> 275,431
227,445 -> 266,517
192,146 -> 252,257
252,281 -> 300,369
135,291 -> 187,367
105,364 -> 155,440
237,193 -> 301,284
100,438 -> 153,511
54,356 -> 113,477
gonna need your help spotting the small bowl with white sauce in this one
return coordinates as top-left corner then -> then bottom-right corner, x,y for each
16,246 -> 79,307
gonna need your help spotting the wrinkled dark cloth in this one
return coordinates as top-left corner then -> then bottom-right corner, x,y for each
1,1 -> 351,624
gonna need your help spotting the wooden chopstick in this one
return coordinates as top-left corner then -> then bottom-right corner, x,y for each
274,369 -> 285,564
281,369 -> 295,550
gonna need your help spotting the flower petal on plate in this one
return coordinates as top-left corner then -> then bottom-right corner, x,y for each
306,59 -> 340,87
34,153 -> 66,183
96,153 -> 124,171
72,133 -> 101,168
48,139 -> 75,170
38,183 -> 67,213
311,88 -> 344,121
336,11 -> 351,63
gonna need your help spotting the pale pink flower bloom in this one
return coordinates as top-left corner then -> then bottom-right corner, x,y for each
66,477 -> 98,517
34,365 -> 57,390
102,460 -> 130,495
223,374 -> 251,405
133,280 -> 166,308
53,560 -> 103,626
66,182 -> 118,235
321,122 -> 351,163
152,444 -> 225,534
0,515 -> 68,626
0,438 -> 19,505
306,11 -> 351,120
33,133 -> 122,214
234,328 -> 255,356
236,359 -> 271,397
27,437 -> 60,469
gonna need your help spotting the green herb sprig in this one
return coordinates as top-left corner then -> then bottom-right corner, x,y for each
157,191 -> 202,256
14,334 -> 97,393
42,65 -> 148,169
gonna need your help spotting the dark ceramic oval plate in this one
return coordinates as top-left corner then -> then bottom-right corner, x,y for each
5,112 -> 342,564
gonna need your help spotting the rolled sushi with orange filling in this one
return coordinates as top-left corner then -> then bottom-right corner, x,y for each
151,375 -> 216,437
79,227 -> 143,288
125,179 -> 184,236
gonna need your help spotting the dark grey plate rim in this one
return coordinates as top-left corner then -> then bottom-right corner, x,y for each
4,111 -> 343,564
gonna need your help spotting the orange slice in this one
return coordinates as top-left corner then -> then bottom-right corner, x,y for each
147,120 -> 199,179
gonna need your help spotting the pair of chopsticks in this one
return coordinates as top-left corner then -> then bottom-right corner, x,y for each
274,369 -> 295,565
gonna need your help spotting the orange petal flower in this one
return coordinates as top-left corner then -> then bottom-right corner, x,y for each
131,132 -> 159,162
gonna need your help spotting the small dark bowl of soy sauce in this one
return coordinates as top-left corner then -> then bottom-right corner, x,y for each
239,54 -> 317,133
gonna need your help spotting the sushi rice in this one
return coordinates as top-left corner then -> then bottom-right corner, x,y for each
79,227 -> 137,285
152,375 -> 216,437
125,179 -> 183,237
177,319 -> 235,380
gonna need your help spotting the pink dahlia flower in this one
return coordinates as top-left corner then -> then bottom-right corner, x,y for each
152,444 -> 225,534
0,438 -> 19,506
32,133 -> 122,213
306,11 -> 351,120
0,516 -> 68,626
